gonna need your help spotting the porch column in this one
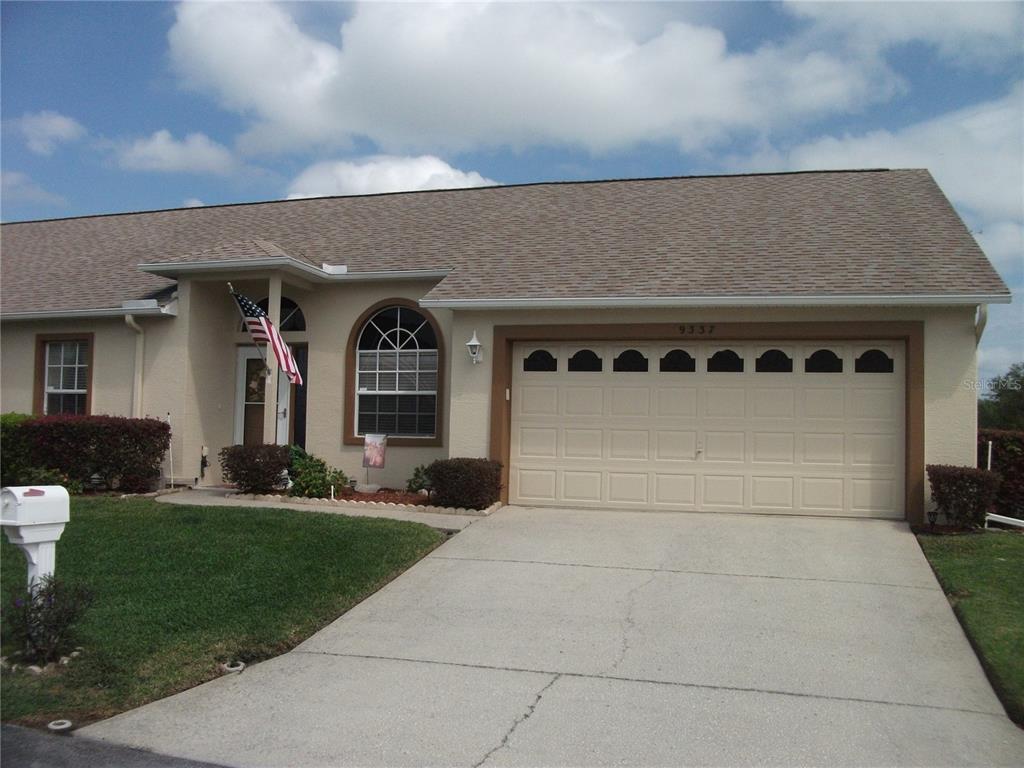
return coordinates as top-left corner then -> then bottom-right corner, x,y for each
262,274 -> 282,444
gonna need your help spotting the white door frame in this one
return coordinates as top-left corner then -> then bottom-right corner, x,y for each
234,348 -> 290,445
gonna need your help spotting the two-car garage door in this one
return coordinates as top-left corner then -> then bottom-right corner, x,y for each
509,341 -> 905,518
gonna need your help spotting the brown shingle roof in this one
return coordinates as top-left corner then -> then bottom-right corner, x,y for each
0,169 -> 1009,314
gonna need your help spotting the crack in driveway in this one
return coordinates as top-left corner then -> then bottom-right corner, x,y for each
473,674 -> 561,767
602,571 -> 658,676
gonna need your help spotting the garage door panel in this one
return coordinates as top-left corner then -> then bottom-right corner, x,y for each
516,469 -> 558,502
519,386 -> 559,416
563,471 -> 603,502
564,387 -> 604,416
510,341 -> 904,518
608,430 -> 649,461
610,388 -> 650,417
851,434 -> 897,467
519,427 -> 558,458
752,432 -> 796,464
564,428 -> 603,459
802,433 -> 845,465
702,475 -> 745,507
751,476 -> 794,510
851,478 -> 897,514
704,431 -> 745,462
804,388 -> 845,419
656,388 -> 697,417
653,474 -> 696,505
655,430 -> 698,461
705,388 -> 746,418
801,477 -> 845,510
753,388 -> 795,418
608,473 -> 649,504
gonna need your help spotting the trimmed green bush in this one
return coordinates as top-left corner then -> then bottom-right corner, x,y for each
926,464 -> 1002,528
0,413 -> 34,487
2,414 -> 170,492
219,444 -> 291,494
425,458 -> 502,510
978,429 -> 1024,517
288,445 -> 348,498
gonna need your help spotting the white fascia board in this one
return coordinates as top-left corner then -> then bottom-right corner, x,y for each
1,303 -> 178,321
137,256 -> 449,283
419,293 -> 1013,309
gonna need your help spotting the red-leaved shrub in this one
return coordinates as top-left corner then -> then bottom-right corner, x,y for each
926,464 -> 1001,529
978,429 -> 1024,517
10,415 -> 170,492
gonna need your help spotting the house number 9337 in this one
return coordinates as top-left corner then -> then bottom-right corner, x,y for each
678,324 -> 715,335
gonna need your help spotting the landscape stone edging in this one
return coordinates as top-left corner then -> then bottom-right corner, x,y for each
230,493 -> 500,517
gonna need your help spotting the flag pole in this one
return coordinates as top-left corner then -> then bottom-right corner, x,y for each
227,282 -> 272,378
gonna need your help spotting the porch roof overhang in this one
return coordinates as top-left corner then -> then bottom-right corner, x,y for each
137,256 -> 450,284
1,299 -> 179,322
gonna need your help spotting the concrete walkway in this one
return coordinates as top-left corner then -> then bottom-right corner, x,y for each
156,487 -> 480,530
80,506 -> 1024,766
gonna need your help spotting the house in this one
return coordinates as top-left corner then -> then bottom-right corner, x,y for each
0,169 -> 1011,523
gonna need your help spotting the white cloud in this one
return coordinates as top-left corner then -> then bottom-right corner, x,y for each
118,130 -> 236,174
785,2 -> 1024,65
287,155 -> 496,198
183,197 -> 205,207
0,171 -> 64,205
168,2 -> 895,155
13,111 -> 86,155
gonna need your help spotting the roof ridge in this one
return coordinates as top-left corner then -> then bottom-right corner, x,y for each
1,168 -> 913,226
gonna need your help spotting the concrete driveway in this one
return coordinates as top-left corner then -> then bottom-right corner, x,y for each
81,506 -> 1024,767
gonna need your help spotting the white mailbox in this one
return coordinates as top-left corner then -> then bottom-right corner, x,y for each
1,486 -> 70,587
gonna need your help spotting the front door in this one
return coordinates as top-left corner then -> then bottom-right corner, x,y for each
234,348 -> 291,445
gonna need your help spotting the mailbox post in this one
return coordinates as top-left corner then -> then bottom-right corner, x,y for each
1,486 -> 71,588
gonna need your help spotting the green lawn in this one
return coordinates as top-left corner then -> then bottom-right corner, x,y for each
1,497 -> 443,726
918,530 -> 1024,725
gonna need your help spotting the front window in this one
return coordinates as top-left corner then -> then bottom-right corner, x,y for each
44,339 -> 89,414
356,306 -> 437,437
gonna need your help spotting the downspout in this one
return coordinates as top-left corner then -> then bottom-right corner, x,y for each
125,314 -> 145,417
975,304 -> 988,345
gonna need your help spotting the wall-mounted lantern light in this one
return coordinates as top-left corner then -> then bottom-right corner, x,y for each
466,331 -> 483,365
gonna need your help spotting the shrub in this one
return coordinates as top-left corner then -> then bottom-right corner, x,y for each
406,464 -> 430,494
425,458 -> 502,510
926,464 -> 1002,528
8,415 -> 170,492
978,429 -> 1024,517
3,576 -> 94,664
288,445 -> 348,498
19,468 -> 85,495
220,444 -> 291,494
0,413 -> 33,486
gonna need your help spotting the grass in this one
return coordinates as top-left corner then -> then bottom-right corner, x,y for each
1,496 -> 443,726
917,530 -> 1024,725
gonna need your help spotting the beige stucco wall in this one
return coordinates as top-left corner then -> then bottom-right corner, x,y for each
448,304 -> 981,511
1,318 -> 141,418
2,290 -> 980,511
179,276 -> 452,488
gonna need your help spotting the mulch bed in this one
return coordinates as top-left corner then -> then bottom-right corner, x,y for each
334,487 -> 430,506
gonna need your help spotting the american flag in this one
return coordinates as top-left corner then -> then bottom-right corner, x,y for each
232,291 -> 303,386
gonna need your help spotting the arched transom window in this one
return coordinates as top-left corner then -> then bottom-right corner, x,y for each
356,306 -> 438,437
239,296 -> 306,332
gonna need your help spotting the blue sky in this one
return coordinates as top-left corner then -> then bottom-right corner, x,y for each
2,1 -> 1021,380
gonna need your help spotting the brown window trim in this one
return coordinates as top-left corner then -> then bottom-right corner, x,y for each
33,333 -> 95,416
489,321 -> 924,525
343,298 -> 445,448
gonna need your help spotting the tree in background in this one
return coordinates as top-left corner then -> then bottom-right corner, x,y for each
978,362 -> 1024,430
